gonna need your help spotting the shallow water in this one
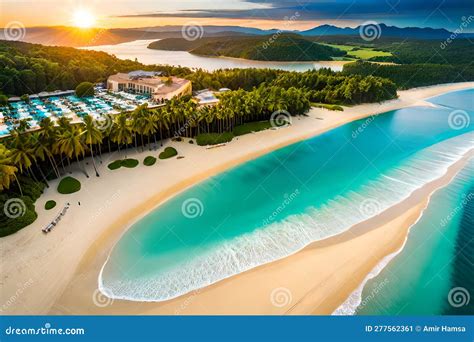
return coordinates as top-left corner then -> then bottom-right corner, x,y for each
100,89 -> 473,302
350,159 -> 473,315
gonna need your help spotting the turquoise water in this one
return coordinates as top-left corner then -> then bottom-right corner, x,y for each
350,159 -> 473,315
100,89 -> 473,302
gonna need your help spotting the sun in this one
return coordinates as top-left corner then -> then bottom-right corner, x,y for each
72,9 -> 95,28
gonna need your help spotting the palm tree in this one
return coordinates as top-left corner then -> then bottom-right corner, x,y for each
15,119 -> 31,134
111,113 -> 132,156
82,115 -> 103,177
55,116 -> 73,173
54,125 -> 89,178
28,132 -> 54,186
143,111 -> 158,150
38,117 -> 61,177
8,133 -> 41,189
0,144 -> 20,194
131,104 -> 151,151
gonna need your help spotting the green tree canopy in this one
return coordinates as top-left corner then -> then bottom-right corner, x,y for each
75,82 -> 95,97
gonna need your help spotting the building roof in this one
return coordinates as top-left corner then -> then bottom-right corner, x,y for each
153,77 -> 191,95
108,72 -> 190,89
194,90 -> 219,104
128,70 -> 162,78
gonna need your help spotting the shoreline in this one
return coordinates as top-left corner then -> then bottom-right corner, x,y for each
1,82 -> 472,315
333,152 -> 471,315
56,149 -> 474,315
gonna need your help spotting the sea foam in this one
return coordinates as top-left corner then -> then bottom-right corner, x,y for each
100,133 -> 473,302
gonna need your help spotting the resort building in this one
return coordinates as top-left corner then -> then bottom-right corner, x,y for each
193,89 -> 220,106
107,71 -> 192,102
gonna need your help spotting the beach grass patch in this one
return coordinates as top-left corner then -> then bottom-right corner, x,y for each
233,121 -> 273,136
196,132 -> 234,146
143,156 -> 157,166
121,159 -> 139,168
312,103 -> 344,111
159,147 -> 178,159
320,43 -> 392,60
57,177 -> 81,194
44,200 -> 56,210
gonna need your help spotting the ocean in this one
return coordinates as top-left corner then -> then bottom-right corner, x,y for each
100,89 -> 473,305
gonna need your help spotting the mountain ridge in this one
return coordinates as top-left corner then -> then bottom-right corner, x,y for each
0,23 -> 472,47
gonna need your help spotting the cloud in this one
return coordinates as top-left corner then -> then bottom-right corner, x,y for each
114,0 -> 473,29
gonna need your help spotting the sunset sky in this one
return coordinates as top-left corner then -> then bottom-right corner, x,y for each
0,0 -> 472,31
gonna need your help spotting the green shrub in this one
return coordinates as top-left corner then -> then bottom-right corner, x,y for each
57,177 -> 81,194
0,94 -> 8,106
196,132 -> 234,146
108,160 -> 122,170
159,147 -> 178,159
312,103 -> 344,111
143,156 -> 157,166
108,159 -> 139,169
20,94 -> 30,103
233,121 -> 272,136
75,82 -> 95,98
0,195 -> 38,237
45,200 -> 56,210
121,159 -> 139,168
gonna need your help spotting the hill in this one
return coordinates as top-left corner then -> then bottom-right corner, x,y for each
0,26 -> 252,48
149,35 -> 347,61
1,23 -> 470,48
300,23 -> 460,39
308,36 -> 474,65
0,40 -> 191,95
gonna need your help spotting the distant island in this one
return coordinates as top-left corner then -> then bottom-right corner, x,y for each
148,35 -> 349,61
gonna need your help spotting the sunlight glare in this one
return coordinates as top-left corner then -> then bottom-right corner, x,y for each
72,9 -> 95,28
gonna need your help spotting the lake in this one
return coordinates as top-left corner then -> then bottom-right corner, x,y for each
83,39 -> 350,72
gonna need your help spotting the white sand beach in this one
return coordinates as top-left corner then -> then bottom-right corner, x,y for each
0,82 -> 473,315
